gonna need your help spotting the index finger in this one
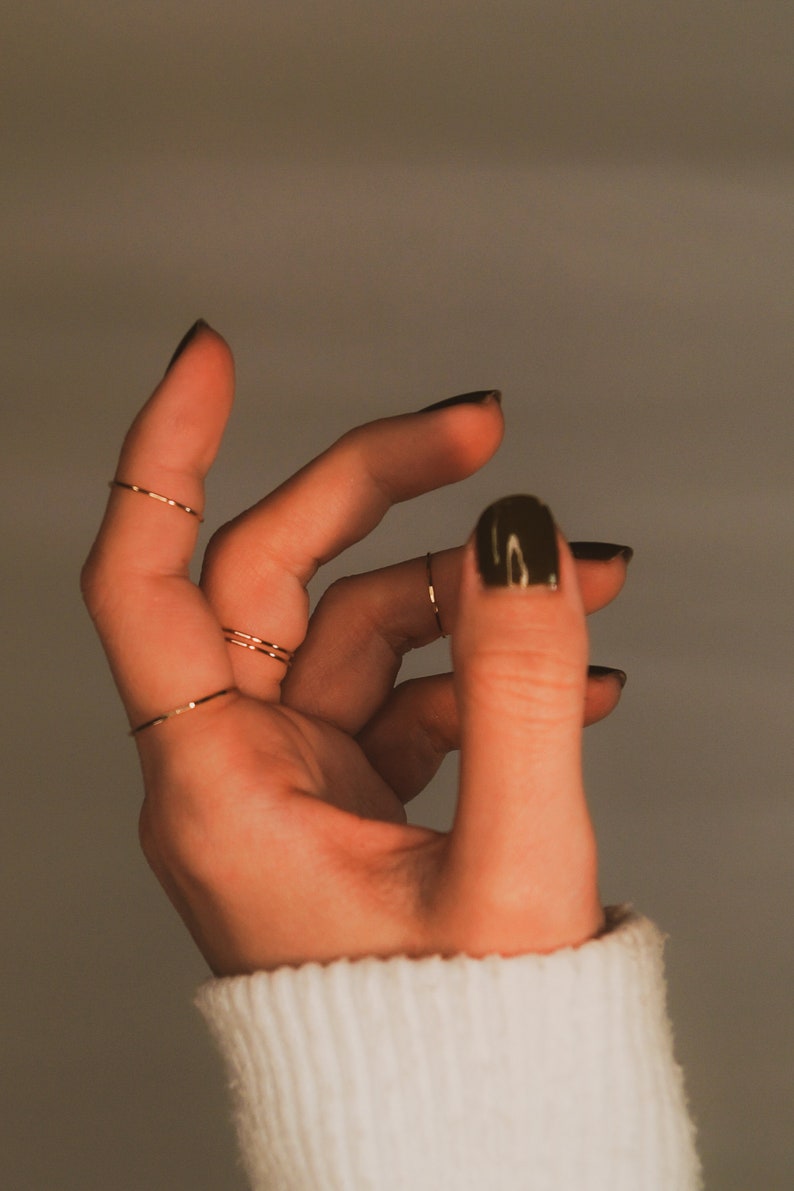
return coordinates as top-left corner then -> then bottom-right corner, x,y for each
201,392 -> 505,702
81,322 -> 236,733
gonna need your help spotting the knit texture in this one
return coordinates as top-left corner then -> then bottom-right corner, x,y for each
196,908 -> 701,1190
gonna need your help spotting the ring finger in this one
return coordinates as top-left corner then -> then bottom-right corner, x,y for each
283,541 -> 631,732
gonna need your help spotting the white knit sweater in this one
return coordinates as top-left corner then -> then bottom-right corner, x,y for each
196,907 -> 701,1190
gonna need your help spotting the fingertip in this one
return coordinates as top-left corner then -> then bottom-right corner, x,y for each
570,542 -> 634,564
162,319 -> 234,401
418,389 -> 502,414
451,406 -> 505,477
453,507 -> 586,676
414,389 -> 505,475
584,666 -> 627,725
119,323 -> 235,484
588,664 -> 628,689
165,319 -> 208,373
339,394 -> 504,498
165,319 -> 234,383
469,495 -> 578,599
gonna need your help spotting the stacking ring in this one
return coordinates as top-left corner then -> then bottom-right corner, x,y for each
426,553 -> 446,638
223,628 -> 295,667
110,480 -> 204,522
130,688 -> 236,736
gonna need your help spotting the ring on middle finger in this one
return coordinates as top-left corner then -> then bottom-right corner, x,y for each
222,627 -> 295,667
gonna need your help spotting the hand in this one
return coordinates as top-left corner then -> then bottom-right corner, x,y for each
82,323 -> 631,975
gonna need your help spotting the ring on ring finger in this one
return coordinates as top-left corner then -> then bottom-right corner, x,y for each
426,552 -> 447,638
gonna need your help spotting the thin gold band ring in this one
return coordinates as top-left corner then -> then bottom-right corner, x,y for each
223,628 -> 295,666
110,480 -> 204,522
426,553 -> 446,638
130,688 -> 236,736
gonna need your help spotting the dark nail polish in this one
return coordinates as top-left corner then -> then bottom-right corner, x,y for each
165,319 -> 208,373
570,542 -> 634,563
588,665 -> 628,688
475,494 -> 559,589
420,389 -> 501,413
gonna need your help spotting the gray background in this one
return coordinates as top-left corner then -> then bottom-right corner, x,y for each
3,3 -> 792,1188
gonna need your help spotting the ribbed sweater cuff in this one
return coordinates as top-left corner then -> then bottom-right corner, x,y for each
196,908 -> 700,1190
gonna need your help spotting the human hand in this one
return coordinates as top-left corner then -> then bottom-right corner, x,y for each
82,322 -> 631,975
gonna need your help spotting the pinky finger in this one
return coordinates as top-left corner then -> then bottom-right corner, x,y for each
357,675 -> 458,804
585,665 -> 627,725
358,666 -> 626,805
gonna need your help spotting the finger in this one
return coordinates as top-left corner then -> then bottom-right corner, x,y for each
569,541 -> 633,608
357,675 -> 458,802
81,322 -> 236,732
284,541 -> 631,731
440,495 -> 604,955
201,392 -> 504,703
283,547 -> 458,731
584,665 -> 627,723
357,664 -> 626,804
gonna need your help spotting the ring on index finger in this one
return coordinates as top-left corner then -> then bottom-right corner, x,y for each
110,479 -> 204,522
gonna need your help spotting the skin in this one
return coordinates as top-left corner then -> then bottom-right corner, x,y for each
82,323 -> 630,976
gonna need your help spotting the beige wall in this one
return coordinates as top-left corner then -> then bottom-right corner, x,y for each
3,5 -> 792,1188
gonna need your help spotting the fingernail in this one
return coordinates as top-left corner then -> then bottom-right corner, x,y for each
419,389 -> 501,413
475,494 -> 559,589
570,542 -> 634,563
588,664 -> 628,688
165,319 -> 209,373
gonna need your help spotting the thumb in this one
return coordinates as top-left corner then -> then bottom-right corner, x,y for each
444,495 -> 603,954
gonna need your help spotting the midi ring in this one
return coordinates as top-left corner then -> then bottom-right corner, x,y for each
223,628 -> 295,667
426,553 -> 447,638
110,480 -> 204,522
130,688 -> 236,736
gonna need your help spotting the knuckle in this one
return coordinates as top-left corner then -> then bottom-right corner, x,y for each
466,643 -> 585,697
396,677 -> 458,754
335,424 -> 367,454
202,515 -> 287,588
202,519 -> 236,570
79,558 -> 99,611
333,425 -> 395,503
79,548 -> 113,621
318,573 -> 361,611
138,788 -> 226,888
201,517 -> 255,588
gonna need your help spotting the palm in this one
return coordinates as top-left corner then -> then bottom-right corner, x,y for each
259,700 -> 412,824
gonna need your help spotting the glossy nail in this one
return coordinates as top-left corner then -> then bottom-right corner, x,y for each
588,665 -> 628,688
165,319 -> 208,374
420,389 -> 501,413
475,494 -> 559,589
570,541 -> 634,563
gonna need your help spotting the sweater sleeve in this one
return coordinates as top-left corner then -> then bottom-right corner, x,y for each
195,906 -> 701,1190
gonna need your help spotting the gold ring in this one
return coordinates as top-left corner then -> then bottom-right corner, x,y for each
110,480 -> 204,522
130,688 -> 236,736
426,553 -> 446,637
223,628 -> 295,666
